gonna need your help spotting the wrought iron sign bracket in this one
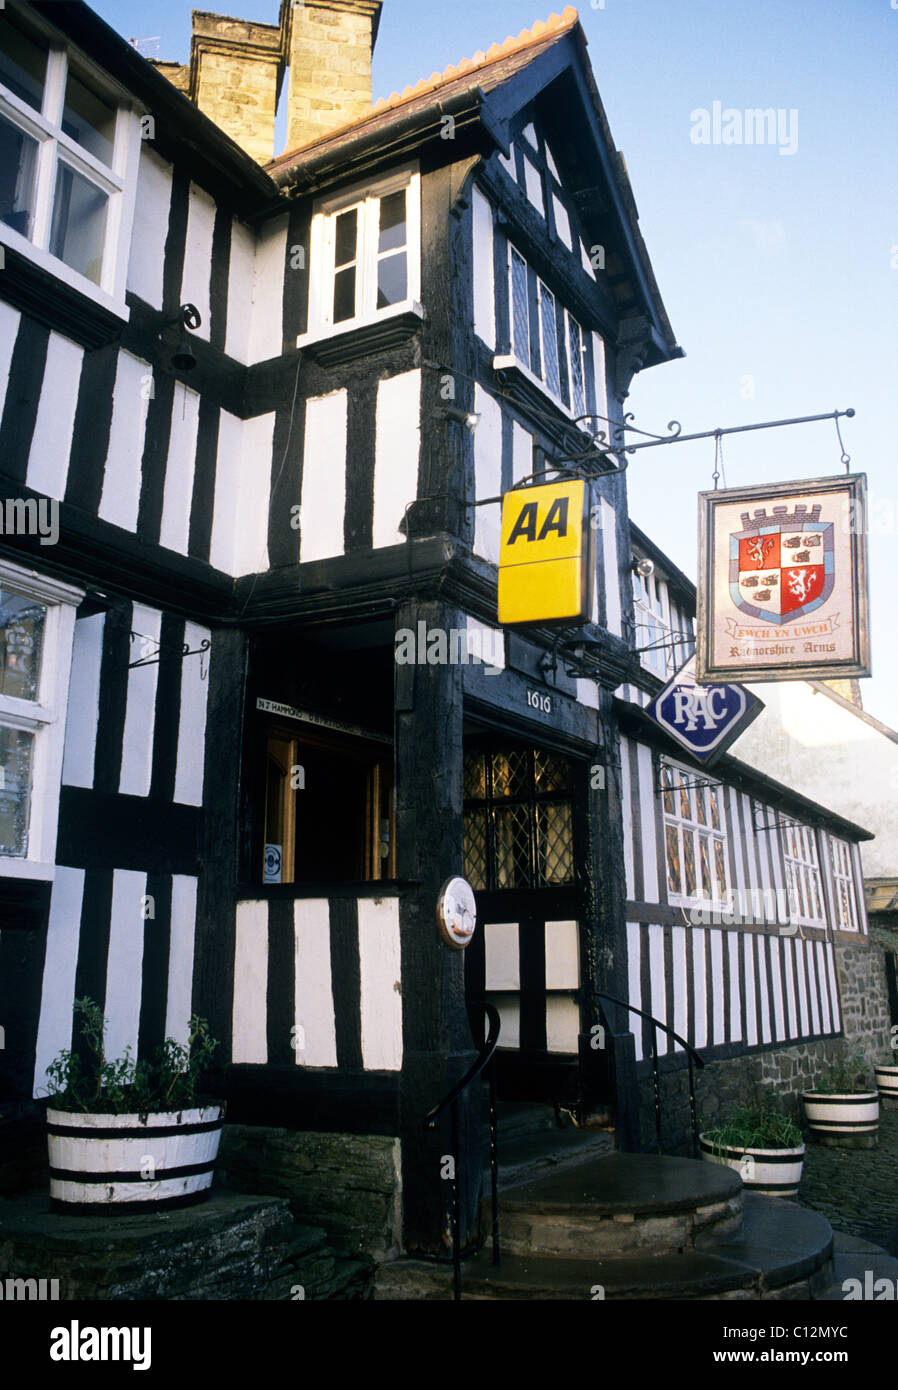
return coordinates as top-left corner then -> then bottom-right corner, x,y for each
128,633 -> 211,674
751,806 -> 807,834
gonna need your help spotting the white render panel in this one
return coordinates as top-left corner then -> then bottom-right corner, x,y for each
226,218 -> 256,364
233,901 -> 268,1064
627,921 -> 642,1060
180,182 -> 215,342
465,615 -> 505,671
26,332 -> 82,500
545,143 -> 560,180
119,604 -> 160,797
173,622 -> 210,806
576,679 -> 599,710
61,613 -> 105,789
817,940 -> 832,1033
710,929 -> 725,1045
495,996 -> 520,1048
769,935 -> 786,1041
649,923 -> 667,1054
728,935 -> 741,1041
545,920 -> 579,990
357,897 -> 403,1071
826,943 -> 841,1030
523,156 -> 545,216
592,333 -> 608,425
552,195 -> 572,251
32,866 -> 85,1097
473,384 -> 501,564
159,384 -> 200,556
600,498 -> 621,635
249,214 -> 288,364
293,898 -> 337,1068
783,938 -> 798,1037
104,869 -> 147,1064
210,411 -> 272,577
727,788 -> 747,895
373,371 -> 420,548
620,736 -> 635,899
757,934 -> 772,1043
806,938 -> 821,1035
498,145 -> 516,181
165,875 -> 198,1047
546,997 -> 580,1053
637,743 -> 658,902
512,421 -> 531,485
581,239 -> 597,281
672,924 -> 688,1050
300,391 -> 347,562
472,186 -> 496,349
126,147 -> 172,310
744,934 -> 758,1046
0,300 -> 21,419
795,938 -> 810,1036
485,922 -> 519,991
692,928 -> 708,1049
99,351 -> 151,532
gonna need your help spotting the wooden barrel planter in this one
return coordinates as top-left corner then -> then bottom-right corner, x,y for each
47,1106 -> 224,1213
802,1091 -> 879,1147
699,1136 -> 805,1197
874,1065 -> 898,1100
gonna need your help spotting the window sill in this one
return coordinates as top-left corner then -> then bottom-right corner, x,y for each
0,235 -> 129,349
297,302 -> 425,368
492,355 -> 593,436
0,858 -> 55,882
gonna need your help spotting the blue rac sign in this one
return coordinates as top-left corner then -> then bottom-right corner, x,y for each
645,658 -> 763,766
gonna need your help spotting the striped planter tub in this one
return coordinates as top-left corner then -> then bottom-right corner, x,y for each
874,1066 -> 898,1099
802,1091 -> 879,1140
699,1136 -> 805,1197
47,1106 -> 223,1214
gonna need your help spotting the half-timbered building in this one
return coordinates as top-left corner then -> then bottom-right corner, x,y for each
0,0 -> 885,1268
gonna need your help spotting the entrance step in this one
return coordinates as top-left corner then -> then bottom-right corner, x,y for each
492,1127 -> 616,1191
500,1153 -> 743,1258
375,1193 -> 835,1301
484,1102 -> 558,1146
815,1231 -> 898,1301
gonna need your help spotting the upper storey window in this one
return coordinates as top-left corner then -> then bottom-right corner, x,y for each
508,245 -> 588,417
303,164 -> 422,341
0,5 -> 139,309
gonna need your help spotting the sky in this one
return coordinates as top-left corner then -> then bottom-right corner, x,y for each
93,0 -> 898,727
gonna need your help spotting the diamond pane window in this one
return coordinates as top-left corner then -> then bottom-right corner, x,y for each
829,836 -> 860,932
536,802 -> 573,883
568,315 -> 586,418
780,816 -> 825,927
511,248 -> 530,368
661,761 -> 729,907
463,742 -> 576,890
463,750 -> 486,801
540,282 -> 561,398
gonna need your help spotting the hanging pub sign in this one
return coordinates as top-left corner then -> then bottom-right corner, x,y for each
497,480 -> 594,625
645,656 -> 764,766
696,474 -> 870,684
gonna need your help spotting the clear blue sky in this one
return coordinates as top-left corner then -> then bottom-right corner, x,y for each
94,0 -> 898,726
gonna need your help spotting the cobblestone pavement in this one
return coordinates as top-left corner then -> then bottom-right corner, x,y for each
798,1101 -> 898,1255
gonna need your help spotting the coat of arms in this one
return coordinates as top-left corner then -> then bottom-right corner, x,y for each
728,503 -> 834,625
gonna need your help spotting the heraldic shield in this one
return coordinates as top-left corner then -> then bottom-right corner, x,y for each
728,503 -> 835,625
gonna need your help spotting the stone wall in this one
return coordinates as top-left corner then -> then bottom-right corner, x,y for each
635,938 -> 894,1156
217,1125 -> 402,1262
286,1 -> 379,151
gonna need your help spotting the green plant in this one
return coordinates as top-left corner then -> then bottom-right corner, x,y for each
45,998 -> 219,1114
702,1104 -> 803,1156
811,1050 -> 873,1095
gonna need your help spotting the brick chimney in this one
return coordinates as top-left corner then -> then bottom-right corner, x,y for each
189,11 -> 286,163
281,0 -> 382,151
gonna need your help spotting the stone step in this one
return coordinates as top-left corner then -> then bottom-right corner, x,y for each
374,1196 -> 834,1301
482,1102 -> 558,1146
487,1126 -> 616,1192
815,1231 -> 898,1301
499,1153 -> 744,1258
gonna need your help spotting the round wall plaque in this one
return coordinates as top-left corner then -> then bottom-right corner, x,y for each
437,876 -> 477,950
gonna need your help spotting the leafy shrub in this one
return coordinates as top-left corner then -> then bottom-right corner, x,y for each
703,1104 -> 803,1154
811,1050 -> 873,1096
45,998 -> 220,1115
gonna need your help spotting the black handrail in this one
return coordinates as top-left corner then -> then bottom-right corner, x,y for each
425,1000 -> 501,1301
596,990 -> 706,1157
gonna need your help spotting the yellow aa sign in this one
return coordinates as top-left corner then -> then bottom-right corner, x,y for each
498,480 -> 593,624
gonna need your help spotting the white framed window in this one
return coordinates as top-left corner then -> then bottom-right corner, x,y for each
632,564 -> 673,677
780,818 -> 825,928
830,836 -> 860,933
0,2 -> 141,313
301,163 -> 422,343
0,559 -> 83,879
507,244 -> 589,418
661,759 -> 730,909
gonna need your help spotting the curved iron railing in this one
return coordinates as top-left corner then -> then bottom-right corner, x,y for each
424,1000 -> 501,1301
596,990 -> 706,1156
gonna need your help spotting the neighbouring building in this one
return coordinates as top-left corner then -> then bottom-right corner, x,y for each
0,0 -> 886,1274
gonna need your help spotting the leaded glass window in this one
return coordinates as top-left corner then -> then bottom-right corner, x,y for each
463,743 -> 576,890
660,761 -> 729,906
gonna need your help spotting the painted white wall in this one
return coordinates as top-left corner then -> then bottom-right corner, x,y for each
545,996 -> 579,1053
248,214 -> 288,364
233,901 -> 268,1064
552,195 -> 572,251
26,332 -> 82,500
293,898 -> 338,1068
357,897 -> 402,1071
104,868 -> 147,1064
300,390 -> 347,562
473,384 -> 501,564
159,383 -> 200,556
209,410 -> 273,576
180,182 -> 215,343
226,218 -> 256,364
472,186 -> 495,350
126,147 -> 172,310
372,370 -> 420,548
512,421 -> 531,486
485,922 -> 519,990
599,498 -> 622,635
99,350 -> 152,532
523,155 -> 545,217
61,612 -> 105,789
173,622 -> 210,806
119,603 -> 160,798
32,865 -> 85,1097
626,921 -> 642,1059
165,874 -> 198,1047
498,145 -> 517,181
545,919 -> 579,990
0,300 -> 21,419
